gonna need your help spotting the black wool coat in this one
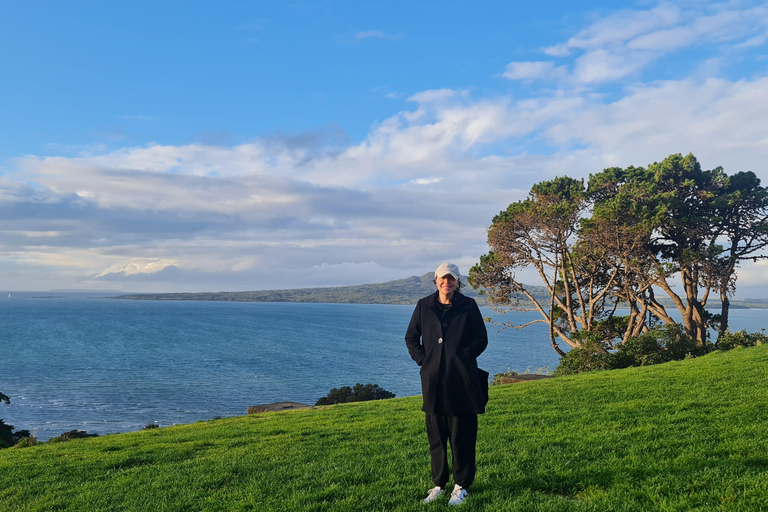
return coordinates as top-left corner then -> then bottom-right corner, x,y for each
405,291 -> 489,415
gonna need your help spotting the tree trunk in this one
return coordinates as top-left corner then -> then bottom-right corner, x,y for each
719,289 -> 730,339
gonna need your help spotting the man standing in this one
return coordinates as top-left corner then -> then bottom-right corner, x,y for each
405,263 -> 489,506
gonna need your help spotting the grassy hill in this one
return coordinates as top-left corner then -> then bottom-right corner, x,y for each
2,346 -> 767,511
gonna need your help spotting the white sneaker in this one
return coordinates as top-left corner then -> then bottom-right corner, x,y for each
422,486 -> 444,504
448,485 -> 468,506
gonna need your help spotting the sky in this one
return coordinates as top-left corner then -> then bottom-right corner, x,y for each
2,0 -> 768,296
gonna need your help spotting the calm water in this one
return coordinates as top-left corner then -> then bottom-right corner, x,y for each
0,296 -> 765,440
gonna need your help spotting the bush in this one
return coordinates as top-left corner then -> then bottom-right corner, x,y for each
12,436 -> 38,449
553,340 -> 614,376
48,430 -> 100,443
315,383 -> 395,406
490,369 -> 519,386
614,324 -> 710,368
716,329 -> 768,350
0,419 -> 31,448
555,324 -> 713,376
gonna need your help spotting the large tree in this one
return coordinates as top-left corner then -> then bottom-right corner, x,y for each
706,169 -> 768,335
471,176 -> 615,355
471,153 -> 768,353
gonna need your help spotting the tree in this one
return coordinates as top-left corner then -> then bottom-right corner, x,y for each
588,154 -> 768,344
706,169 -> 768,336
1,393 -> 32,448
472,153 -> 768,354
470,177 -> 591,355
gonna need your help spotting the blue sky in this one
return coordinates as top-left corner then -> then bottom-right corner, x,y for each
3,0 -> 768,295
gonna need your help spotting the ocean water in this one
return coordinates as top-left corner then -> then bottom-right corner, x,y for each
1,296 -> 765,440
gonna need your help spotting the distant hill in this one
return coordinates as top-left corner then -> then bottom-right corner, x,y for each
114,273 -> 555,306
113,273 -> 480,305
113,275 -> 766,308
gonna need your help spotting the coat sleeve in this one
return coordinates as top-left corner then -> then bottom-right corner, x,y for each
404,302 -> 426,366
461,299 -> 488,360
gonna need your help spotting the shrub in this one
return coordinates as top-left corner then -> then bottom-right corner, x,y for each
553,340 -> 615,376
0,419 -> 31,448
143,423 -> 160,430
614,324 -> 710,368
48,430 -> 99,443
315,383 -> 395,406
490,368 -> 519,386
12,436 -> 38,448
716,329 -> 768,350
555,324 -> 712,376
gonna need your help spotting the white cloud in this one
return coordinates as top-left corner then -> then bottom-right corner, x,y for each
573,48 -> 655,83
543,75 -> 768,170
539,3 -> 768,84
22,231 -> 62,238
355,30 -> 384,39
97,259 -> 178,277
356,30 -> 385,40
503,61 -> 567,80
353,30 -> 404,42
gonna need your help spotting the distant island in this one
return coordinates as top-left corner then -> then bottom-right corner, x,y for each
113,274 -> 768,308
113,273 -> 497,305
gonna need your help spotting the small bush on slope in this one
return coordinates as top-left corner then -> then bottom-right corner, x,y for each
315,383 -> 395,405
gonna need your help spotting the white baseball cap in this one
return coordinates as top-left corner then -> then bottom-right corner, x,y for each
435,262 -> 460,280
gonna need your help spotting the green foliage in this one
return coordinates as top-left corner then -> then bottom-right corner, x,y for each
315,383 -> 395,406
490,368 -> 519,385
0,419 -> 31,448
477,152 -> 768,353
143,423 -> 160,430
12,436 -> 38,449
716,329 -> 768,350
47,430 -> 100,444
0,392 -> 9,405
2,346 -> 768,510
614,324 -> 709,368
556,324 -> 712,376
553,340 -> 614,376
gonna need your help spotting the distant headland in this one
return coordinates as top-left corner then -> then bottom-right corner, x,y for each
112,273 -> 495,305
112,275 -> 767,308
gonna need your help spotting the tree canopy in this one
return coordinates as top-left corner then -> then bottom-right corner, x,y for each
470,153 -> 768,354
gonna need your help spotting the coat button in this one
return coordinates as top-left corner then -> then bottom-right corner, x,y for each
438,338 -> 443,344
442,322 -> 448,328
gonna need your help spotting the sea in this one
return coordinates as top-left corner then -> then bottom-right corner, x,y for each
1,293 -> 765,440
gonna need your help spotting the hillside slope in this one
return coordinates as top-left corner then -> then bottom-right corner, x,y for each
1,346 -> 767,511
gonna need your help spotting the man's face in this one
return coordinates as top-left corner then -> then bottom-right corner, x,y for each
436,274 -> 457,296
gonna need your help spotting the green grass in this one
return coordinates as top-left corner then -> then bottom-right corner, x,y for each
2,345 -> 768,511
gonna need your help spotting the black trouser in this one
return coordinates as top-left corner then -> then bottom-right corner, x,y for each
425,414 -> 478,489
